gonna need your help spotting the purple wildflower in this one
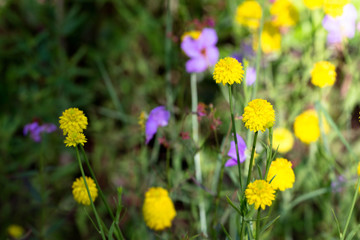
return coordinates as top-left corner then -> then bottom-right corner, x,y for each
145,106 -> 170,144
23,122 -> 57,142
181,28 -> 219,73
245,66 -> 256,86
331,175 -> 346,193
322,4 -> 358,45
225,134 -> 247,167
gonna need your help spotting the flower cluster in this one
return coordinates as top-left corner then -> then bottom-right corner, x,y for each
242,99 -> 275,132
59,108 -> 88,147
272,128 -> 294,154
245,180 -> 275,210
72,176 -> 98,205
311,61 -> 336,88
213,57 -> 244,85
143,187 -> 176,231
293,109 -> 329,144
235,0 -> 262,29
267,158 -> 295,191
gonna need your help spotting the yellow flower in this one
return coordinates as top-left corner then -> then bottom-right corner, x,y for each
138,111 -> 147,131
267,158 -> 295,191
72,176 -> 98,206
311,61 -> 336,88
59,108 -> 88,135
253,22 -> 281,54
357,162 -> 360,176
235,0 -> 262,29
7,225 -> 24,239
272,128 -> 294,154
303,0 -> 323,10
293,109 -> 329,144
213,57 -> 244,85
143,187 -> 176,231
270,0 -> 299,27
64,131 -> 87,147
242,99 -> 275,132
181,30 -> 201,41
245,180 -> 275,210
324,0 -> 349,17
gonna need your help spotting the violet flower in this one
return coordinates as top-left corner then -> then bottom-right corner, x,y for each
245,66 -> 256,86
23,122 -> 57,142
322,4 -> 358,45
181,28 -> 219,73
145,106 -> 170,144
225,134 -> 247,167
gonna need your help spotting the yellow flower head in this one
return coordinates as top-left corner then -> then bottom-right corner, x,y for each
303,0 -> 323,10
235,0 -> 262,29
138,111 -> 147,131
213,57 -> 244,85
324,0 -> 349,17
64,131 -> 87,147
181,30 -> 201,41
270,0 -> 299,27
59,108 -> 88,135
267,158 -> 295,191
143,187 -> 176,231
245,180 -> 275,210
242,99 -> 275,132
253,22 -> 281,54
311,61 -> 336,88
272,128 -> 294,154
357,162 -> 360,176
7,225 -> 24,239
72,176 -> 98,206
293,109 -> 329,144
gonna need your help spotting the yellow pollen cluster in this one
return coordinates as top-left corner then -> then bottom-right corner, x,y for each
213,57 -> 244,85
59,108 -> 88,147
245,180 -> 275,210
143,187 -> 176,231
7,225 -> 24,239
323,0 -> 349,17
235,0 -> 262,29
311,61 -> 336,88
181,30 -> 201,41
272,128 -> 294,154
267,158 -> 295,191
270,0 -> 299,27
242,99 -> 275,132
72,176 -> 98,206
303,0 -> 323,10
253,22 -> 281,54
293,109 -> 329,144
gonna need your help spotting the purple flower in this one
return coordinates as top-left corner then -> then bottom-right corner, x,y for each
225,134 -> 247,167
145,106 -> 170,144
322,4 -> 358,45
331,175 -> 346,193
181,28 -> 219,73
245,66 -> 256,86
23,122 -> 57,142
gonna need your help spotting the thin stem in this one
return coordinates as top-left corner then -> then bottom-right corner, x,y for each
166,147 -> 171,190
341,177 -> 360,240
80,146 -> 124,240
246,132 -> 259,187
228,85 -> 243,190
165,0 -> 174,111
256,209 -> 261,240
191,73 -> 207,236
75,147 -> 106,240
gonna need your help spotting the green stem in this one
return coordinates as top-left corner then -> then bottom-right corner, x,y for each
80,146 -> 124,240
228,85 -> 243,190
165,0 -> 174,111
75,147 -> 107,240
264,127 -> 273,180
166,147 -> 171,190
246,132 -> 259,187
191,73 -> 207,236
256,209 -> 261,240
341,177 -> 360,240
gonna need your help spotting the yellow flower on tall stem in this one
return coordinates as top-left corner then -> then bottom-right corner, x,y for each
253,22 -> 281,54
267,158 -> 295,191
213,57 -> 244,85
72,176 -> 98,206
311,61 -> 336,88
245,180 -> 275,210
272,128 -> 294,153
59,108 -> 88,135
242,99 -> 275,132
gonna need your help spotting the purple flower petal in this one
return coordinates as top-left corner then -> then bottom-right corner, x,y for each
225,158 -> 238,167
40,123 -> 57,133
245,66 -> 256,86
145,106 -> 170,144
226,134 -> 247,167
197,28 -> 218,49
181,37 -> 202,59
185,57 -> 208,73
205,46 -> 219,67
